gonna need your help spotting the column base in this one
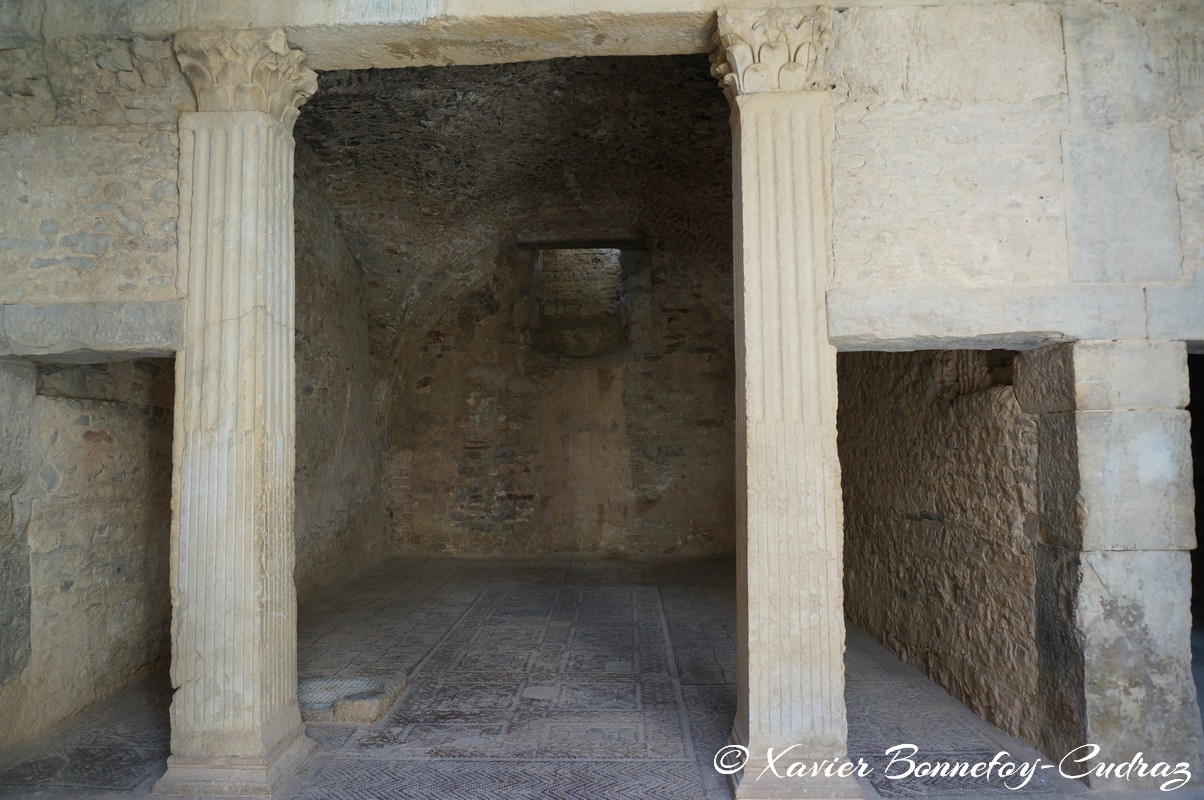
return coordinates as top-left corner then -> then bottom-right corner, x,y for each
153,729 -> 316,797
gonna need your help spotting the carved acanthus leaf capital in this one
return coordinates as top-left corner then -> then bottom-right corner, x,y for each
174,29 -> 317,130
711,6 -> 833,97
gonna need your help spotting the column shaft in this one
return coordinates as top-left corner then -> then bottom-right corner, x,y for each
730,90 -> 859,799
158,29 -> 316,796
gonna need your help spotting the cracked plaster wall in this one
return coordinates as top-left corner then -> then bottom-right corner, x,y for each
0,358 -> 173,749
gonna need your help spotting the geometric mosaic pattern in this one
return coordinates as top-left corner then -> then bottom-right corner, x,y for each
0,556 -> 1104,799
297,582 -> 708,798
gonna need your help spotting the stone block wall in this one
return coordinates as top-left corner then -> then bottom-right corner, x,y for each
839,350 -> 1048,748
293,143 -> 388,596
821,1 -> 1204,348
0,358 -> 174,748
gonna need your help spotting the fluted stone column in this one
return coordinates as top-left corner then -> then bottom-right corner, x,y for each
155,29 -> 318,797
713,8 -> 861,799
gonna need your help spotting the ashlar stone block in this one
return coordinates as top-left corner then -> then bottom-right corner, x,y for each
1077,550 -> 1203,789
1016,340 -> 1189,413
1064,127 -> 1182,284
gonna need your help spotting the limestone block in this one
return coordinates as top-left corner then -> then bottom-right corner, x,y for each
1075,410 -> 1194,551
1038,409 -> 1194,552
1077,550 -> 1203,788
1136,3 -> 1204,118
1064,3 -> 1163,127
1015,341 -> 1189,413
826,5 -> 1065,105
1148,269 -> 1204,343
827,284 -> 1146,351
41,0 -> 181,37
1064,127 -> 1182,283
0,126 -> 179,304
1,301 -> 183,360
832,103 -> 1068,289
1171,115 -> 1204,281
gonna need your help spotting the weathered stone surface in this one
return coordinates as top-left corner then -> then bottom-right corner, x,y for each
832,102 -> 1068,289
0,359 -> 173,749
293,144 -> 388,596
1040,410 -> 1195,552
1170,114 -> 1204,285
39,0 -> 181,37
0,362 -> 35,698
0,41 -> 56,130
0,300 -> 183,360
1016,340 -> 1190,413
840,350 -> 1045,749
1064,3 -> 1163,127
826,4 -> 1065,105
1064,126 -> 1182,283
1032,542 -> 1086,761
827,284 -> 1147,350
1148,269 -> 1204,343
0,126 -> 179,304
1077,550 -> 1203,788
44,35 -> 194,126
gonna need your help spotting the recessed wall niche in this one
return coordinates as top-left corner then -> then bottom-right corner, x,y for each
514,245 -> 652,361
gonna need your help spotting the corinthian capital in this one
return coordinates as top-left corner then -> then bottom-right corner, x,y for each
174,29 -> 318,131
711,6 -> 833,97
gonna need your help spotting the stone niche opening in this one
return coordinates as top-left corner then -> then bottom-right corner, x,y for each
515,244 -> 651,362
0,357 -> 174,748
837,349 -> 1046,747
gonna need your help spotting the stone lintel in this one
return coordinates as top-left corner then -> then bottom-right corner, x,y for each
0,301 -> 183,361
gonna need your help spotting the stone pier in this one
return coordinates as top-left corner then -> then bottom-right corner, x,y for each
154,29 -> 318,797
713,7 -> 861,799
1016,340 -> 1203,789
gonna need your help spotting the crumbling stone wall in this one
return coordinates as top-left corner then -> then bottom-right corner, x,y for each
839,350 -> 1047,747
0,7 -> 189,306
293,144 -> 389,594
0,358 -> 173,748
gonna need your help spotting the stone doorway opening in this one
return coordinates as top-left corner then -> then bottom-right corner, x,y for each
287,51 -> 736,732
0,357 -> 175,791
838,345 -> 1204,792
837,349 -> 1048,748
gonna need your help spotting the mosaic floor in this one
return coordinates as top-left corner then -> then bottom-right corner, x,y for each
0,556 -> 1157,799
